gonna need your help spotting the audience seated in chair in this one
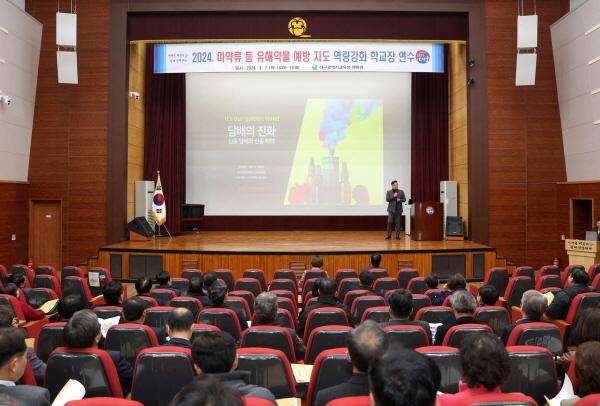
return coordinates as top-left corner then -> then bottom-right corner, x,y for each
298,278 -> 353,337
0,306 -> 46,383
437,331 -> 513,405
314,320 -> 388,406
560,341 -> 600,405
0,283 -> 44,322
122,297 -> 167,344
432,274 -> 467,306
558,306 -> 600,372
93,280 -> 123,309
164,308 -> 194,348
357,270 -> 374,293
299,255 -> 326,287
0,327 -> 51,406
425,273 -> 439,291
203,272 -> 218,291
362,252 -> 383,273
156,272 -> 182,297
252,292 -> 305,360
191,330 -> 276,404
57,294 -> 87,321
477,285 -> 499,307
187,276 -> 212,307
434,290 -> 476,345
369,346 -> 440,406
381,289 -> 432,343
170,373 -> 243,406
135,277 -> 152,296
64,309 -> 133,395
546,268 -> 591,320
501,290 -> 551,344
208,281 -> 248,331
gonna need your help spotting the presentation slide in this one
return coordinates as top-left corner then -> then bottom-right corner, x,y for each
186,72 -> 411,216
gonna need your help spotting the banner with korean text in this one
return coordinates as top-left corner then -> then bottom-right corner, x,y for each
154,42 -> 444,74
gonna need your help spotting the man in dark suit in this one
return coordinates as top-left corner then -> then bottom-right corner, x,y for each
64,309 -> 133,395
92,280 -> 123,309
546,268 -> 591,320
156,271 -> 182,296
122,297 -> 167,344
381,289 -> 432,344
164,308 -> 194,348
385,180 -> 406,240
357,270 -> 375,293
207,281 -> 248,331
594,217 -> 600,241
187,275 -> 212,307
501,290 -> 551,344
0,327 -> 51,406
434,290 -> 477,345
297,278 -> 353,337
314,320 -> 388,406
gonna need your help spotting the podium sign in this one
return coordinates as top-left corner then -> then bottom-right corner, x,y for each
565,239 -> 600,269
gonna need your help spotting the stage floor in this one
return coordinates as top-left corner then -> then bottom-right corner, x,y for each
101,231 -> 493,254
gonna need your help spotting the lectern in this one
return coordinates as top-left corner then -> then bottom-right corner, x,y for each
411,202 -> 444,241
565,239 -> 600,269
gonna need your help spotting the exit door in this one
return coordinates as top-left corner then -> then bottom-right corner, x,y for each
29,200 -> 62,269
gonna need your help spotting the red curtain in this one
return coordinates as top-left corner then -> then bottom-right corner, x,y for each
411,69 -> 449,202
144,45 -> 186,234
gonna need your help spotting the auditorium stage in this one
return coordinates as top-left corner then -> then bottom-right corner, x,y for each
93,231 -> 497,281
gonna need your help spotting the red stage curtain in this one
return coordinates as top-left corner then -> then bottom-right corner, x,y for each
144,45 -> 186,234
411,68 -> 449,202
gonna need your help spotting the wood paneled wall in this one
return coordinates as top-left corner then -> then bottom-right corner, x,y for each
448,43 -> 469,236
486,0 -> 569,267
26,1 -> 110,266
127,43 -> 147,222
0,183 -> 29,266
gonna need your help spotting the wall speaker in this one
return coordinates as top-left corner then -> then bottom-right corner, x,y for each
57,51 -> 78,84
517,15 -> 538,49
56,12 -> 77,47
445,216 -> 464,236
515,52 -> 537,86
127,216 -> 155,237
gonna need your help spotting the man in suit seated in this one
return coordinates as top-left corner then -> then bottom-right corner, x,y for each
63,309 -> 133,395
191,330 -> 276,404
546,268 -> 591,320
207,280 -> 248,331
434,290 -> 477,345
0,327 -> 51,405
122,297 -> 167,344
93,280 -> 123,308
501,289 -> 551,345
252,292 -> 305,360
298,255 -> 326,288
297,278 -> 354,337
164,308 -> 195,348
56,294 -> 87,321
314,320 -> 388,406
187,275 -> 212,307
171,374 -> 245,406
477,284 -> 499,307
155,271 -> 182,297
381,289 -> 432,344
362,252 -> 384,273
135,276 -> 153,296
357,270 -> 375,294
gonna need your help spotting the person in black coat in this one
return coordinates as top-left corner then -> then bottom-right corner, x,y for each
122,297 -> 167,344
297,278 -> 353,337
434,290 -> 477,345
501,289 -> 553,344
314,321 -> 388,406
187,275 -> 212,307
251,292 -> 305,360
156,271 -> 182,296
546,268 -> 591,320
357,270 -> 375,294
164,308 -> 194,348
381,289 -> 432,344
207,281 -> 248,331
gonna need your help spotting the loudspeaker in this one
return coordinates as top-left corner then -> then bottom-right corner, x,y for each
127,217 -> 155,237
515,52 -> 537,86
445,216 -> 464,236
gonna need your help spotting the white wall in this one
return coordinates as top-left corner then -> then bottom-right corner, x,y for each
0,0 -> 41,181
551,0 -> 600,181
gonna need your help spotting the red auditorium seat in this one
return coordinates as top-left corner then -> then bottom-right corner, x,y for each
558,292 -> 600,340
0,294 -> 25,321
360,306 -> 390,323
0,265 -> 10,281
235,277 -> 263,297
191,323 -> 220,341
306,348 -> 353,406
411,294 -> 432,319
302,278 -> 320,301
149,288 -> 176,306
131,347 -> 195,406
592,273 -> 600,291
326,396 -> 370,406
416,346 -> 461,394
304,307 -> 350,339
105,323 -> 160,366
343,289 -> 370,308
276,308 -> 297,329
301,270 -> 327,289
538,265 -> 561,279
514,266 -> 535,280
269,280 -> 298,296
62,276 -> 93,304
503,346 -> 559,405
33,274 -> 62,297
563,264 -> 586,286
270,290 -> 296,308
25,288 -> 58,308
10,264 -> 34,285
407,277 -> 427,294
46,347 -> 125,399
334,268 -> 357,284
502,276 -> 534,308
425,288 -> 444,302
228,290 -> 256,314
506,322 -> 563,356
66,399 -> 143,406
213,269 -> 235,291
273,269 -> 298,286
304,325 -> 352,364
383,324 -> 429,349
240,326 -> 296,362
452,393 -> 538,406
587,263 -> 600,282
34,265 -> 60,280
171,277 -> 190,295
198,308 -> 242,340
372,277 -> 400,295
143,306 -> 175,330
243,269 -> 268,292
442,323 -> 493,347
483,267 -> 509,298
181,268 -> 202,280
236,348 -> 297,399
367,268 -> 388,281
169,296 -> 203,319
350,295 -> 386,321
574,394 -> 600,406
225,296 -> 252,319
243,397 -> 279,406
397,268 -> 419,289
535,274 -> 562,291
414,306 -> 455,324
336,278 -> 361,301
20,360 -> 37,385
473,306 -> 510,335
61,266 -> 83,281
35,322 -> 66,363
87,267 -> 112,297
275,297 -> 298,321
137,295 -> 158,307
93,306 -> 124,320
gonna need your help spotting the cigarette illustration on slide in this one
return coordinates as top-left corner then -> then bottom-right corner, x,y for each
285,99 -> 383,206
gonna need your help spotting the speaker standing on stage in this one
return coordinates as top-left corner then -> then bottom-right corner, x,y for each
385,180 -> 405,240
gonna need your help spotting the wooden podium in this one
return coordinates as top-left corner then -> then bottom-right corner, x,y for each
565,239 -> 600,269
411,201 -> 444,241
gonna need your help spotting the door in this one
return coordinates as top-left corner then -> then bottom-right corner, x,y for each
29,200 -> 62,269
